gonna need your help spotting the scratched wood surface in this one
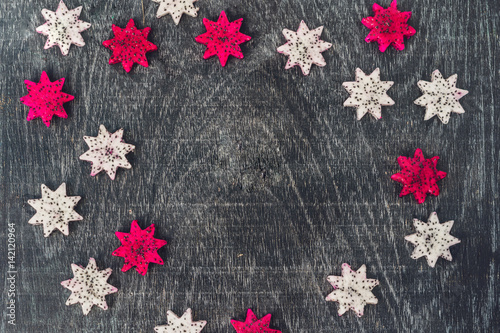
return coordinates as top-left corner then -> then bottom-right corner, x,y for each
1,0 -> 499,332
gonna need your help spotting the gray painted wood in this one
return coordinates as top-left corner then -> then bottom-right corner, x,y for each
1,0 -> 499,332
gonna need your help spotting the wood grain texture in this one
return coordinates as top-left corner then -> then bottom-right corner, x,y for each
1,0 -> 499,332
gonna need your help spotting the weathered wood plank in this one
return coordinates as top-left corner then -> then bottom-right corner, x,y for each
1,0 -> 498,332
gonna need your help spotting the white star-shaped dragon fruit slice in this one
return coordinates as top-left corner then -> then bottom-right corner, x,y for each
414,70 -> 469,124
325,263 -> 379,317
61,258 -> 118,315
155,308 -> 207,333
36,0 -> 91,55
277,21 -> 332,75
151,0 -> 199,25
79,125 -> 135,180
27,183 -> 83,237
343,68 -> 395,120
405,212 -> 461,267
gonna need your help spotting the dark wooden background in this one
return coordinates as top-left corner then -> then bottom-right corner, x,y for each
1,0 -> 499,332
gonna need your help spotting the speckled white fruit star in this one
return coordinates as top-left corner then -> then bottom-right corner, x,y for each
277,21 -> 332,75
343,68 -> 395,120
151,0 -> 199,25
61,258 -> 118,315
414,70 -> 469,124
79,125 -> 135,180
155,308 -> 207,333
405,212 -> 461,267
36,0 -> 91,55
325,263 -> 379,317
27,183 -> 83,237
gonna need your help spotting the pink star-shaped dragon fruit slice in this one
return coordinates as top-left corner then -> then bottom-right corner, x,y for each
195,11 -> 252,67
231,309 -> 282,333
362,0 -> 416,52
19,71 -> 74,127
112,220 -> 167,276
391,148 -> 447,204
102,19 -> 158,72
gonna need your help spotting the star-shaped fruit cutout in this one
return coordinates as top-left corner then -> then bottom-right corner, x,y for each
195,11 -> 252,67
277,21 -> 332,75
391,148 -> 447,204
414,70 -> 469,124
343,68 -> 395,120
102,19 -> 158,72
20,71 -> 74,127
61,258 -> 118,315
27,183 -> 83,237
405,212 -> 461,267
155,308 -> 207,333
152,0 -> 199,25
79,124 -> 135,180
231,309 -> 282,333
325,263 -> 379,317
36,0 -> 91,55
112,220 -> 167,276
362,0 -> 416,52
